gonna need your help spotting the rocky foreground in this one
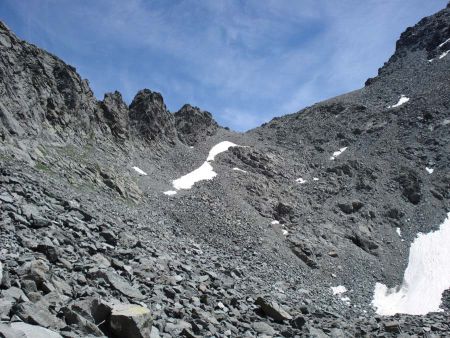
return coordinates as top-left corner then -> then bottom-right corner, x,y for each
1,3 -> 450,338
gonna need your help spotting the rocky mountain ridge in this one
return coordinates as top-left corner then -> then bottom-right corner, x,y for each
0,4 -> 449,338
0,20 -> 219,151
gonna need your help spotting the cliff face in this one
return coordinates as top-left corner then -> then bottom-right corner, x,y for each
0,22 -> 100,141
0,22 -> 220,146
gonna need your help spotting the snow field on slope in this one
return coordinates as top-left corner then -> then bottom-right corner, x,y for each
372,212 -> 450,315
330,147 -> 347,160
132,166 -> 147,175
388,95 -> 410,108
331,285 -> 351,305
165,141 -> 239,195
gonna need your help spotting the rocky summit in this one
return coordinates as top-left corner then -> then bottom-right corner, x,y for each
0,3 -> 449,338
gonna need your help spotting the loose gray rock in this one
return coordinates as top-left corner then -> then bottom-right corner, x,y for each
110,303 -> 152,338
255,296 -> 292,322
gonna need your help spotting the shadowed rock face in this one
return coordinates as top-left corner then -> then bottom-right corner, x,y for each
100,91 -> 129,141
0,22 -> 218,146
175,104 -> 219,146
129,89 -> 176,143
0,22 -> 100,141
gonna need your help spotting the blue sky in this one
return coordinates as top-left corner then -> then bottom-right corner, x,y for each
1,0 -> 447,131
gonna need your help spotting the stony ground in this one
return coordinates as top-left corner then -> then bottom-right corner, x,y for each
0,3 -> 450,338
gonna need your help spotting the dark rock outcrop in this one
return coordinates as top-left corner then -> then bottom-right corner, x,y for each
0,22 -> 100,141
100,91 -> 129,141
366,4 -> 450,84
129,89 -> 176,143
175,104 -> 218,145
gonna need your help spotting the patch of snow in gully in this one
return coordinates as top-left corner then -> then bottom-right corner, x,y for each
330,147 -> 347,160
173,162 -> 216,190
169,141 -> 239,192
164,190 -> 177,196
282,229 -> 288,236
232,167 -> 247,173
372,212 -> 450,315
271,220 -> 280,225
206,141 -> 237,161
426,167 -> 434,174
132,166 -> 147,175
331,285 -> 351,305
388,95 -> 410,108
296,178 -> 306,184
438,37 -> 450,48
331,285 -> 347,295
439,50 -> 450,59
313,177 -> 319,181
396,227 -> 402,237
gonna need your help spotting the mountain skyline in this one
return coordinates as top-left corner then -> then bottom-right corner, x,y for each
1,0 -> 447,131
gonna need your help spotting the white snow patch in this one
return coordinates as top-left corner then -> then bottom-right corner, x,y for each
132,166 -> 147,176
372,212 -> 450,315
296,178 -> 306,184
426,167 -> 434,174
396,227 -> 402,237
189,146 -> 194,149
439,50 -> 450,59
388,95 -> 410,109
271,220 -> 280,225
438,37 -> 450,48
164,190 -> 177,196
331,285 -> 347,295
206,141 -> 237,161
313,177 -> 319,181
330,147 -> 347,160
173,162 -> 216,190
331,285 -> 351,305
232,167 -> 247,173
341,296 -> 351,305
168,141 -> 239,193
282,229 -> 289,236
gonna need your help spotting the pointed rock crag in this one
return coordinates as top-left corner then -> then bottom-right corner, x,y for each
129,89 -> 176,143
366,4 -> 450,84
175,104 -> 219,146
100,91 -> 129,141
0,21 -> 99,141
394,6 -> 450,60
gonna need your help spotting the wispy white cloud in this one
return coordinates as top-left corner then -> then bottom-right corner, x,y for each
2,0 -> 448,131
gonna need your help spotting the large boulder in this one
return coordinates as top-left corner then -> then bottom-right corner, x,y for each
0,322 -> 62,338
255,296 -> 292,322
110,303 -> 153,338
91,299 -> 152,338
